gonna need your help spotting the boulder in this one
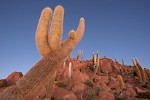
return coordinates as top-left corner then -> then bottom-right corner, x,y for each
98,91 -> 114,100
100,59 -> 112,73
6,72 -> 23,86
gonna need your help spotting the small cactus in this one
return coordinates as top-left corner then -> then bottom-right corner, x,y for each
93,53 -> 100,76
68,62 -> 72,88
132,58 -> 143,82
93,55 -> 96,66
117,75 -> 125,90
92,52 -> 95,60
68,62 -> 72,79
76,50 -> 81,60
122,59 -> 124,65
81,50 -> 84,60
63,61 -> 66,67
144,68 -> 150,81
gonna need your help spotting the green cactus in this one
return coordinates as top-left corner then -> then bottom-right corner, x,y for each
0,5 -> 85,100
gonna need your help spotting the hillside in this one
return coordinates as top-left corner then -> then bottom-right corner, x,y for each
0,56 -> 150,100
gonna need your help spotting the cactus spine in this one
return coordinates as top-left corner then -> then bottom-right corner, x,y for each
117,75 -> 125,90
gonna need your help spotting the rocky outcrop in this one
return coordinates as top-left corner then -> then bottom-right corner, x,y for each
0,58 -> 150,100
6,72 -> 23,86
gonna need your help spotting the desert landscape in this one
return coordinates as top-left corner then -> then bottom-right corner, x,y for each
0,53 -> 150,100
0,1 -> 150,100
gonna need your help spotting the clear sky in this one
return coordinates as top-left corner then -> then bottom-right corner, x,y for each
0,0 -> 150,79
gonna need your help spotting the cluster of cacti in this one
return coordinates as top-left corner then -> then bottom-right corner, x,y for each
92,51 -> 100,79
117,75 -> 125,90
0,5 -> 85,100
76,50 -> 81,60
76,50 -> 84,60
132,58 -> 147,83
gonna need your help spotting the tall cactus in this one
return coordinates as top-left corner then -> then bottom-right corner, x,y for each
93,53 -> 100,76
0,5 -> 85,100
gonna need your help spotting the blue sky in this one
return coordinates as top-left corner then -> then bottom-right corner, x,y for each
0,0 -> 150,79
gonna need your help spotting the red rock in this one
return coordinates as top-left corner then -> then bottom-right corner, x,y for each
72,71 -> 89,85
98,91 -> 114,100
109,79 -> 119,89
99,82 -> 111,92
52,86 -> 75,99
100,59 -> 112,73
126,87 -> 137,97
136,87 -> 145,93
72,83 -> 86,94
6,72 -> 23,86
0,79 -> 7,87
111,62 -> 121,73
93,75 -> 109,84
94,82 -> 111,92
63,92 -> 77,100
118,88 -> 137,99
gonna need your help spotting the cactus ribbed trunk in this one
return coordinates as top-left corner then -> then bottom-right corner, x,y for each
0,42 -> 75,100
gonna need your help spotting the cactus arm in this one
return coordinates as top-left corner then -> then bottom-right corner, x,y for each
48,5 -> 64,50
35,7 -> 52,56
61,18 -> 85,53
